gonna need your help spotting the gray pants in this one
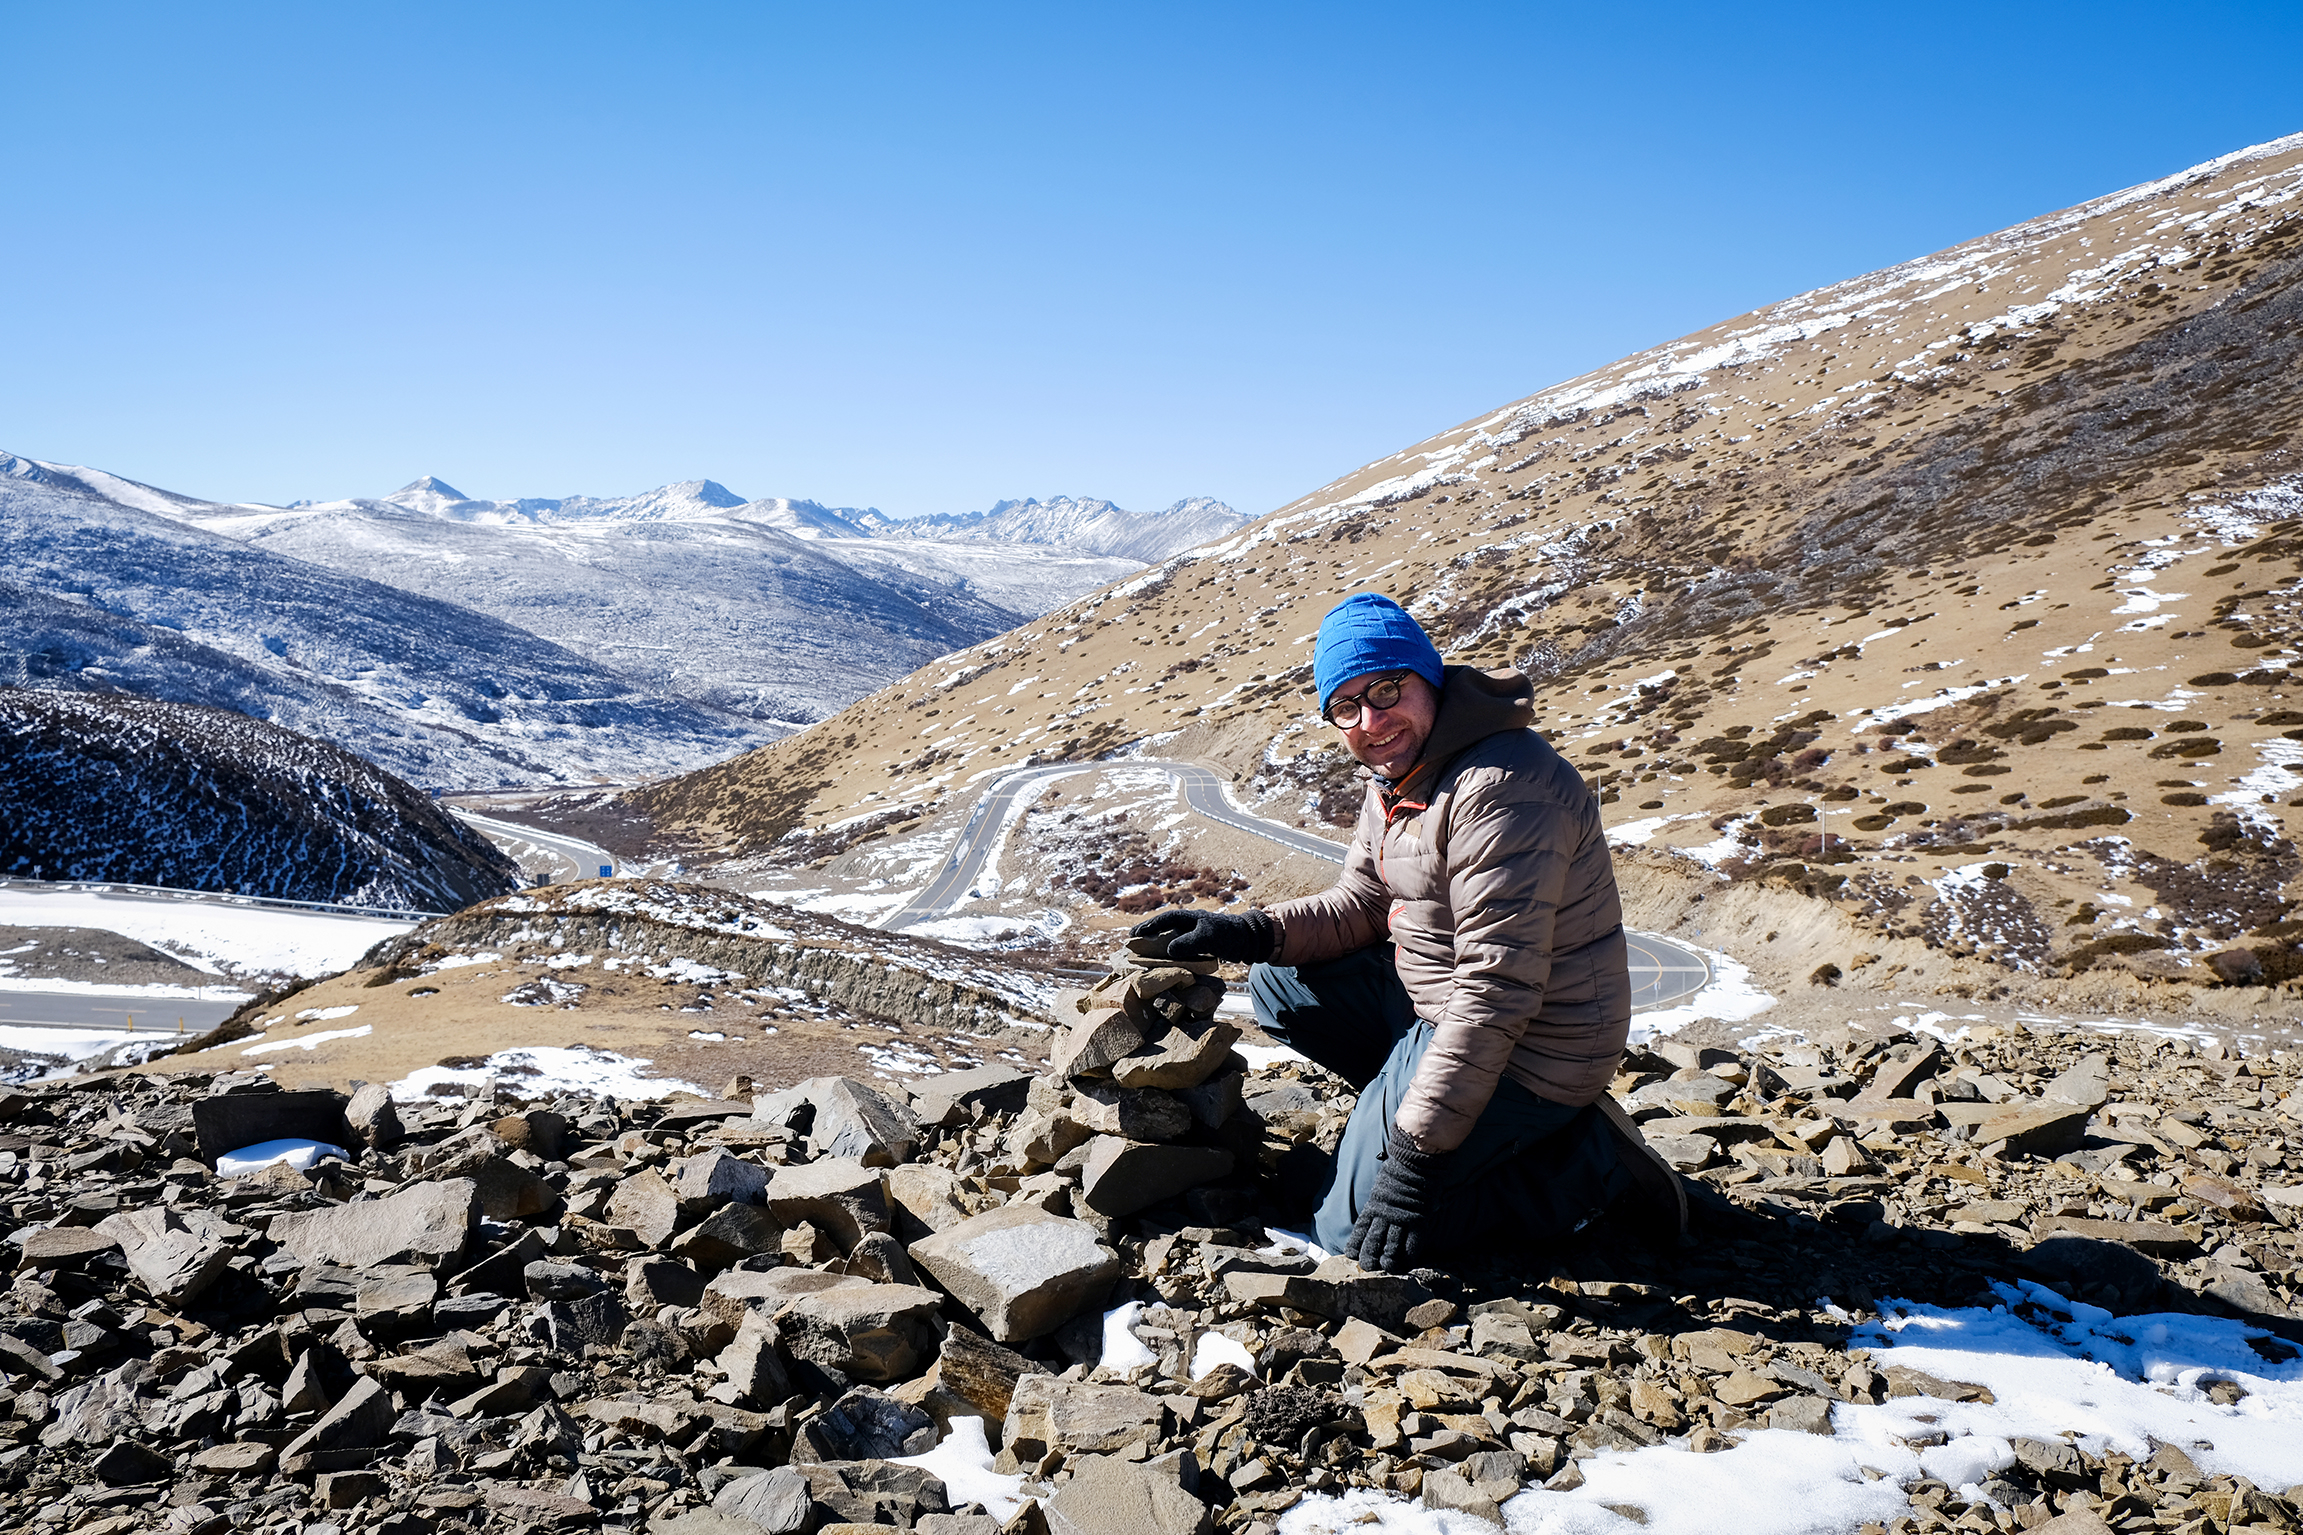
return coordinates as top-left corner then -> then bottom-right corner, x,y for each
1249,945 -> 1627,1258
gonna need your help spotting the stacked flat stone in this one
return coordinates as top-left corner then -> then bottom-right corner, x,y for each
1019,938 -> 1249,1224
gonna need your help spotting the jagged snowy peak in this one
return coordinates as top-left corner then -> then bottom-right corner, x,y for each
0,688 -> 524,911
381,476 -> 764,526
861,493 -> 1250,563
727,497 -> 874,540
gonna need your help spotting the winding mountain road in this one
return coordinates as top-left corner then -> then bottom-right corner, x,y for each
447,808 -> 618,883
881,760 -> 1714,1012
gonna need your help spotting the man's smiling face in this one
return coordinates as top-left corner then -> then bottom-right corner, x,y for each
1332,670 -> 1440,780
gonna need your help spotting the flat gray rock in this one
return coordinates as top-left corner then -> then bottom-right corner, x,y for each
93,1205 -> 245,1306
906,1064 -> 1033,1127
268,1177 -> 480,1270
1108,1024 -> 1241,1092
776,1282 -> 945,1384
607,1168 -> 681,1247
908,1204 -> 1119,1342
708,1466 -> 815,1534
2044,1053 -> 2112,1109
810,1077 -> 927,1166
1049,1450 -> 1211,1535
765,1156 -> 890,1250
1006,1375 -> 1167,1458
672,1150 -> 770,1212
700,1265 -> 868,1329
672,1200 -> 782,1273
1077,1138 -> 1232,1217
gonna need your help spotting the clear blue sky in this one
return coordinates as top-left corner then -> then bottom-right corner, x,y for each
5,3 -> 2299,518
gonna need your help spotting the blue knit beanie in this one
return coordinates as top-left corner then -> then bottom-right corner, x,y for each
1312,593 -> 1445,708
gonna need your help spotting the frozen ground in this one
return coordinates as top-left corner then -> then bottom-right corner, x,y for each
0,1023 -> 141,1064
1278,1282 -> 2303,1535
0,887 -> 412,980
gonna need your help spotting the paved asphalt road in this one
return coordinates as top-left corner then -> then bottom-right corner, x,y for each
448,808 -> 619,883
0,991 -> 245,1036
880,760 -> 1714,1012
882,764 -> 1093,930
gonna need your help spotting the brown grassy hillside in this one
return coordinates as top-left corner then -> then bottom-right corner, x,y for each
640,134 -> 2303,996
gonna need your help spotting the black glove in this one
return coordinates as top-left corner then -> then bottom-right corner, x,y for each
1346,1127 -> 1449,1273
1128,907 -> 1275,964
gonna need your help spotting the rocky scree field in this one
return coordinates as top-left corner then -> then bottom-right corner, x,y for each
634,133 -> 2303,1013
4,972 -> 2300,1533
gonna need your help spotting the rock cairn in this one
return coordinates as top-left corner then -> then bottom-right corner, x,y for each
1035,938 -> 1250,1227
0,1012 -> 2296,1535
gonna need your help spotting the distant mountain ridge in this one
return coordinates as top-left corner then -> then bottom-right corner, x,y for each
855,494 -> 1250,563
367,477 -> 1248,565
0,453 -> 769,788
1,452 -> 1248,787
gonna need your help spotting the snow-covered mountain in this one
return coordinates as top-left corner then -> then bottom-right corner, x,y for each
0,455 -> 770,787
160,475 -> 1242,725
1,451 -> 1241,787
187,491 -> 1026,728
0,687 -> 524,911
363,477 -> 1249,566
858,494 -> 1249,563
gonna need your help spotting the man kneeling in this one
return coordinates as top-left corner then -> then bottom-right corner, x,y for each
1134,593 -> 1682,1271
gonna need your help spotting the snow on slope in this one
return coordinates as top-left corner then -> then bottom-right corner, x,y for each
200,495 -> 1027,727
0,456 -> 768,787
0,885 -> 413,980
0,689 -> 524,912
169,476 -> 1230,726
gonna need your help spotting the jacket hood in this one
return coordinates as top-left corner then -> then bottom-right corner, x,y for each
1386,665 -> 1534,795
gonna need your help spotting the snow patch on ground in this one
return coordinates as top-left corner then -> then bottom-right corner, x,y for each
389,1046 -> 705,1102
0,887 -> 412,979
2211,737 -> 2303,807
774,888 -> 918,924
904,912 -> 1069,948
1849,1281 -> 2303,1491
242,1024 -> 371,1056
893,1416 -> 1027,1521
1856,679 -> 2029,730
1605,812 -> 1707,848
1099,1301 -> 1158,1372
0,1025 -> 140,1062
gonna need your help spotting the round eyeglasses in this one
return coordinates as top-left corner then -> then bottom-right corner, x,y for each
1323,671 -> 1410,728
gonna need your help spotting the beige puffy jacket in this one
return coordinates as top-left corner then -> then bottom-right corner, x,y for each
1266,666 -> 1632,1154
